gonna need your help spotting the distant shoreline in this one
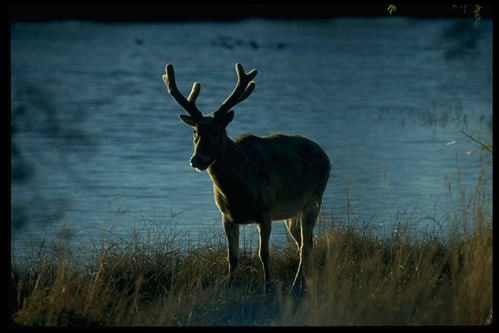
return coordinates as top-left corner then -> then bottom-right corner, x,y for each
9,5 -> 492,23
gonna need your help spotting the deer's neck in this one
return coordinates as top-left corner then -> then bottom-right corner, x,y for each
207,137 -> 246,190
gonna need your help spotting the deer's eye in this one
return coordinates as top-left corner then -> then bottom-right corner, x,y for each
192,129 -> 199,142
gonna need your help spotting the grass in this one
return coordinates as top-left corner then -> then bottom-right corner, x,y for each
10,167 -> 492,327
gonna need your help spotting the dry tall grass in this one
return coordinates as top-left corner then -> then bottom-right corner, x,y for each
10,168 -> 492,327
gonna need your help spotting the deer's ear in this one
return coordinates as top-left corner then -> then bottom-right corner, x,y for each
179,114 -> 197,127
217,110 -> 235,127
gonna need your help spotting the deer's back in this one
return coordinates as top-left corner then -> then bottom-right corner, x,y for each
235,133 -> 330,185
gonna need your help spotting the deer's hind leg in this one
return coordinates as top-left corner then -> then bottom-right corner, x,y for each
285,216 -> 302,250
286,194 -> 322,293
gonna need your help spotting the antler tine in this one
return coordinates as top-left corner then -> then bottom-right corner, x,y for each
163,64 -> 203,120
214,63 -> 258,117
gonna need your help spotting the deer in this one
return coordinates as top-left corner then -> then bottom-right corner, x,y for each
162,63 -> 330,293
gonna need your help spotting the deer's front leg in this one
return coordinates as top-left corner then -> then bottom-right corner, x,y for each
223,217 -> 240,286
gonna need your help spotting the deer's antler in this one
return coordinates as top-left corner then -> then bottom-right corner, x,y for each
163,64 -> 203,121
213,63 -> 258,118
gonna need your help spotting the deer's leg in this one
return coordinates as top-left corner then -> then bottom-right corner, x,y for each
223,217 -> 240,286
285,217 -> 302,250
257,218 -> 272,291
291,196 -> 320,293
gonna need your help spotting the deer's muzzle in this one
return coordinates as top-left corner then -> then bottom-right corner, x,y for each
190,154 -> 211,171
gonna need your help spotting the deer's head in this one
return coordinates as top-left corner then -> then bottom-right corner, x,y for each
163,64 -> 258,171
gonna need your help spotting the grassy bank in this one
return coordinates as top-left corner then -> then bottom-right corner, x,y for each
11,197 -> 491,327
11,156 -> 492,326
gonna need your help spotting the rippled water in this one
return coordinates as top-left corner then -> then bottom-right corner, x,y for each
11,17 -> 492,251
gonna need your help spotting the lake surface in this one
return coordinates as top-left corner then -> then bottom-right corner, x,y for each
11,17 -> 492,252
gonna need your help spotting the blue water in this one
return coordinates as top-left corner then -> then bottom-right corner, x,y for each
11,18 -> 492,252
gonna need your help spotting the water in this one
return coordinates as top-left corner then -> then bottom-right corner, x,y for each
11,18 -> 492,252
